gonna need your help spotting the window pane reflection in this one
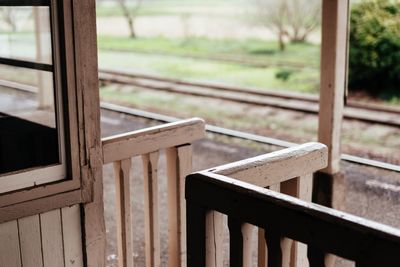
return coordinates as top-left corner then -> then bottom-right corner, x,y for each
0,64 -> 59,175
0,6 -> 52,65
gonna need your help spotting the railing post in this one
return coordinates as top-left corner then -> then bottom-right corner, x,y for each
281,174 -> 312,267
113,159 -> 134,267
166,144 -> 192,267
142,151 -> 160,267
206,211 -> 224,267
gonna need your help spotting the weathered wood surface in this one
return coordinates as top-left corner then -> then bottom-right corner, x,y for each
0,205 -> 84,267
166,145 -> 192,267
72,0 -> 107,265
199,143 -> 326,266
18,215 -> 43,267
186,172 -> 400,267
208,142 -> 327,187
143,151 -> 161,267
114,159 -> 134,267
318,0 -> 350,175
102,118 -> 205,163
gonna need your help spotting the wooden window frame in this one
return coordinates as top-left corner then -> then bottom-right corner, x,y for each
0,0 -> 99,223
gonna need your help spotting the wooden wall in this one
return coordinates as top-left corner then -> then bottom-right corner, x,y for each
0,205 -> 83,267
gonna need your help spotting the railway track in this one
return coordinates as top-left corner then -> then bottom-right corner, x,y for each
0,78 -> 398,172
98,68 -> 400,127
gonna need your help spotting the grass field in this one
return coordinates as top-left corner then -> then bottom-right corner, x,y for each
98,36 -> 321,93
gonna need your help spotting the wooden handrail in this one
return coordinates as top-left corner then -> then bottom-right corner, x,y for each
186,172 -> 400,266
194,143 -> 327,267
102,118 -> 205,164
206,142 -> 327,187
101,118 -> 206,267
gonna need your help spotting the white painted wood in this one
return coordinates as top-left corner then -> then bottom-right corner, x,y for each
0,220 -> 21,267
61,205 -> 84,267
0,164 -> 66,194
142,151 -> 160,267
41,209 -> 65,267
242,223 -> 255,267
166,145 -> 192,267
18,215 -> 43,267
210,142 -> 328,187
318,0 -> 350,174
257,183 -> 280,267
205,211 -> 224,267
102,118 -> 205,164
113,159 -> 134,267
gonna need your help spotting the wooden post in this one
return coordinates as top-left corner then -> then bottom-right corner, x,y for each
142,151 -> 160,267
34,7 -> 53,109
281,175 -> 312,267
166,145 -> 192,267
114,159 -> 134,267
258,184 -> 280,267
315,0 -> 350,208
318,0 -> 349,176
315,1 -> 350,266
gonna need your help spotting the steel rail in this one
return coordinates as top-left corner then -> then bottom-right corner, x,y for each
99,71 -> 400,127
100,102 -> 400,173
99,68 -> 400,115
2,79 -> 399,172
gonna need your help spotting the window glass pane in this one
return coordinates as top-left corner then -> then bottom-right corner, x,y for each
0,64 -> 60,175
0,6 -> 52,65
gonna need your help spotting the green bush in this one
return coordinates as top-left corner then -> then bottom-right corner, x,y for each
349,0 -> 400,98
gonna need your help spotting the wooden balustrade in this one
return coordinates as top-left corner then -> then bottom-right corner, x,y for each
102,118 -> 205,267
186,171 -> 400,267
195,142 -> 327,267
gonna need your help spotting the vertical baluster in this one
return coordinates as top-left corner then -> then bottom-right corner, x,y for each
143,151 -> 160,267
206,211 -> 224,267
307,246 -> 326,267
281,174 -> 312,267
114,158 -> 134,267
265,230 -> 292,267
258,184 -> 280,267
228,217 -> 243,267
166,144 -> 192,267
186,202 -> 207,267
242,223 -> 255,267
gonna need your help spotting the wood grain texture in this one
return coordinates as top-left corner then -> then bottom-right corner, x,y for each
41,209 -> 65,267
209,142 -> 327,187
318,0 -> 350,174
102,118 -> 205,164
0,190 -> 82,224
258,183 -> 280,267
0,220 -> 21,267
18,215 -> 43,267
113,159 -> 134,267
166,145 -> 192,267
61,205 -> 84,267
142,151 -> 160,267
205,211 -> 224,267
186,172 -> 400,266
72,0 -> 106,265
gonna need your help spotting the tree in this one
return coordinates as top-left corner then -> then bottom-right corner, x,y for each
117,0 -> 143,38
0,8 -> 18,32
251,0 -> 321,51
285,0 -> 321,43
348,0 -> 400,97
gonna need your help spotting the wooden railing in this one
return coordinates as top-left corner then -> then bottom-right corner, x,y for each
191,143 -> 327,267
102,118 -> 205,267
186,143 -> 400,266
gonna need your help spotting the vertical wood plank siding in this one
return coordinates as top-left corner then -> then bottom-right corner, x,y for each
0,205 -> 84,267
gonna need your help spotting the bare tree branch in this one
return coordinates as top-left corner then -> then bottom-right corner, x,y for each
117,0 -> 143,38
